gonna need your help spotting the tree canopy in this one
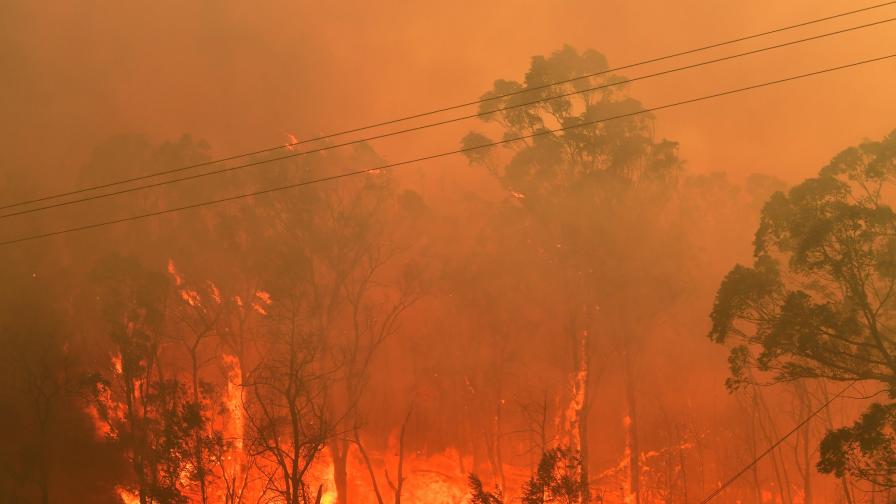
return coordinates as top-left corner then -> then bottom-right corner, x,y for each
710,129 -> 896,487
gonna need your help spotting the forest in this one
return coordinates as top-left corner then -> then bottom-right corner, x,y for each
1,2 -> 895,504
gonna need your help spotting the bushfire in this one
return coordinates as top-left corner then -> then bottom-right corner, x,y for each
2,6 -> 895,502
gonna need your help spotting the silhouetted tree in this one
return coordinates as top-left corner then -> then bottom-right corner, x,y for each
0,268 -> 81,503
818,402 -> 896,489
710,129 -> 896,488
521,448 -> 587,504
243,259 -> 331,504
242,143 -> 424,504
468,473 -> 504,504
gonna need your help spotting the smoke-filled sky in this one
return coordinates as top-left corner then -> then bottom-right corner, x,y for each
3,0 -> 894,197
2,3 -> 895,503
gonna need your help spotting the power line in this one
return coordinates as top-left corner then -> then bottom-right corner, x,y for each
697,381 -> 856,503
2,0 -> 894,212
2,17 -> 894,220
1,53 -> 892,247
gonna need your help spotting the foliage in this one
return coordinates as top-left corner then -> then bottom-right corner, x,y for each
468,473 -> 504,504
818,402 -> 896,488
709,129 -> 896,485
464,44 -> 685,504
521,448 -> 586,504
466,45 -> 681,223
466,448 -> 588,504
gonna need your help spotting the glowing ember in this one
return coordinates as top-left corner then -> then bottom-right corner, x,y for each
251,289 -> 272,315
167,258 -> 183,286
207,281 -> 222,304
180,288 -> 201,306
285,132 -> 299,150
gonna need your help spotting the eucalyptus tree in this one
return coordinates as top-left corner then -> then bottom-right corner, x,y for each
710,130 -> 896,489
462,45 -> 682,502
237,144 -> 425,504
90,254 -> 192,503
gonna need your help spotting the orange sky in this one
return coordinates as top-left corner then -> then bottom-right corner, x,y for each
0,5 -> 890,500
2,0 -> 894,193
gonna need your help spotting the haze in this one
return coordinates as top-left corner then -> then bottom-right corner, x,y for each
1,1 -> 895,503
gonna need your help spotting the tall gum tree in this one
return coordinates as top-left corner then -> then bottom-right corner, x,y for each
243,144 -> 426,504
462,45 -> 682,502
709,129 -> 896,490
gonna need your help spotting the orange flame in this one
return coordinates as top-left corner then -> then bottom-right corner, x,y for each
116,486 -> 140,504
285,132 -> 299,151
251,289 -> 272,315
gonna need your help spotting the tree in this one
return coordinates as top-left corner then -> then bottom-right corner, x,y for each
90,254 -> 195,503
520,448 -> 587,504
467,448 -> 591,504
242,245 -> 331,504
709,129 -> 896,489
67,134 -> 215,264
167,262 -> 229,504
468,473 -> 504,504
818,402 -> 896,489
243,143 -> 423,504
0,267 -> 83,503
463,44 -> 682,503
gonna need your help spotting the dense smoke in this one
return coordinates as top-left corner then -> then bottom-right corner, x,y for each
1,2 -> 894,503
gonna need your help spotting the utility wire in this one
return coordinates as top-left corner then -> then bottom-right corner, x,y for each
2,17 -> 894,220
2,0 -> 895,211
697,381 -> 856,503
1,54 -> 892,247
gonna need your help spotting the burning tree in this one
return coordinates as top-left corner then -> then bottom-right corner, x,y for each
709,129 -> 896,490
167,261 -> 229,504
462,45 -> 682,502
90,254 -> 194,503
243,301 -> 331,504
236,144 -> 425,504
468,473 -> 504,504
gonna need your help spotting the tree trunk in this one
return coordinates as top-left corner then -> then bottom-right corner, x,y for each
331,440 -> 350,504
493,401 -> 506,491
393,408 -> 411,504
31,397 -> 52,504
754,386 -> 793,503
818,382 -> 854,504
623,350 -> 640,504
123,372 -> 150,504
190,351 -> 208,504
565,309 -> 591,503
740,394 -> 763,504
798,383 -> 812,504
355,428 -> 386,504
37,428 -> 50,504
578,404 -> 590,503
675,423 -> 688,503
